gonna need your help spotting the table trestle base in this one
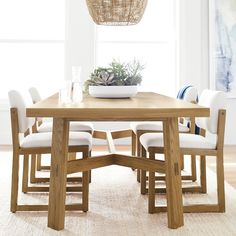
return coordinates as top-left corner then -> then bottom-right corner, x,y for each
67,154 -> 165,174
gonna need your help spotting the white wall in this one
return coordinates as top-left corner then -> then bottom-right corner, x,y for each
0,101 -> 11,144
64,0 -> 95,82
224,98 -> 236,145
178,0 -> 209,91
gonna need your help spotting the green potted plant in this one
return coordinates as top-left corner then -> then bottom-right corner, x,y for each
85,59 -> 144,98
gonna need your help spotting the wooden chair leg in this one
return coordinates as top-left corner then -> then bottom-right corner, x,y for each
148,150 -> 155,213
22,154 -> 29,193
216,151 -> 225,212
82,149 -> 89,212
140,146 -> 147,194
131,131 -> 136,171
68,152 -> 76,161
180,154 -> 184,170
36,154 -> 42,171
200,155 -> 207,193
89,170 -> 92,183
89,151 -> 92,183
11,151 -> 20,213
30,153 -> 86,186
137,132 -> 141,183
30,154 -> 37,184
131,131 -> 136,156
36,154 -> 50,171
191,155 -> 197,182
140,154 -> 203,195
137,169 -> 141,183
38,153 -> 76,172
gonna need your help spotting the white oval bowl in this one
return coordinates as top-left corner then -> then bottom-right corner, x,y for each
89,86 -> 138,98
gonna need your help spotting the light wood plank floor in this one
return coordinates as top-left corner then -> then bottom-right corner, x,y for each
2,145 -> 236,188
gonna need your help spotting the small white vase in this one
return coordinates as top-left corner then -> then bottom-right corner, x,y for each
89,85 -> 138,98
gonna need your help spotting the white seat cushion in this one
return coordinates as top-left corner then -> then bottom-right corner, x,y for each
38,121 -> 94,133
140,133 -> 216,151
130,122 -> 189,134
20,132 -> 92,150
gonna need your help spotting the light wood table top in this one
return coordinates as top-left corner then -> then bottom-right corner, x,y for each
26,92 -> 209,120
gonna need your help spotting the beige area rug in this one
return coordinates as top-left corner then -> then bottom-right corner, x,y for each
0,150 -> 236,236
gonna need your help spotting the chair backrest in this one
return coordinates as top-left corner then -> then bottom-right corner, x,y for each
177,85 -> 198,103
182,87 -> 198,103
8,90 -> 35,133
29,87 -> 42,103
177,86 -> 199,133
196,89 -> 226,134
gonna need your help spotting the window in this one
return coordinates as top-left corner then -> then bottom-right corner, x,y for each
96,0 -> 177,96
0,0 -> 65,100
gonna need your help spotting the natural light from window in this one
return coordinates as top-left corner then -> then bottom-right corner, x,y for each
96,0 -> 177,97
0,0 -> 65,100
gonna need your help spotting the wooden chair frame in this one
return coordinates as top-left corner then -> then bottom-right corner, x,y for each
98,124 -> 197,192
30,122 -> 108,186
34,119 -> 92,172
139,120 -> 204,195
29,124 -> 93,186
10,108 -> 90,212
147,110 -> 226,213
135,116 -> 197,183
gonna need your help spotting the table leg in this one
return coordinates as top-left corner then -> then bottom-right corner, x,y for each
163,118 -> 184,229
48,118 -> 69,230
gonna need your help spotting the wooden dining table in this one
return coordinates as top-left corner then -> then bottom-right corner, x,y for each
26,92 -> 209,231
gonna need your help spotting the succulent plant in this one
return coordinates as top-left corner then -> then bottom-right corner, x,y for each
84,59 -> 144,93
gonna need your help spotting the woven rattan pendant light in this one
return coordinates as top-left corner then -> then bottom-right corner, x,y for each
86,0 -> 148,26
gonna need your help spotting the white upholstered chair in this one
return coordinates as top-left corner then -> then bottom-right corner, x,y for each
131,86 -> 199,187
140,89 -> 226,213
28,87 -> 94,182
28,87 -> 94,134
9,90 -> 92,212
